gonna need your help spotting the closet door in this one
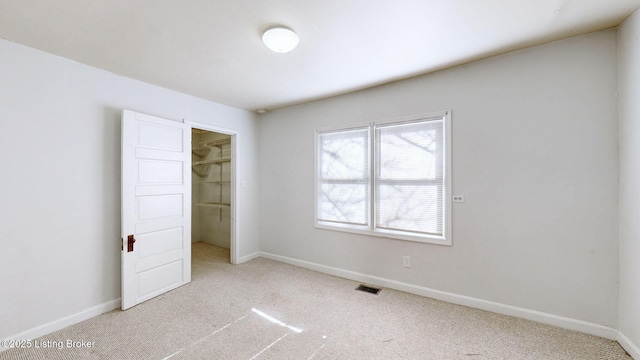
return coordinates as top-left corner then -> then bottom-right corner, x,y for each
121,110 -> 191,310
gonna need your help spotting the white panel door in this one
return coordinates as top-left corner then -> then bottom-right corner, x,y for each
121,110 -> 191,310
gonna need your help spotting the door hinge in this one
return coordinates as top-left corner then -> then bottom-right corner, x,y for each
121,238 -> 123,251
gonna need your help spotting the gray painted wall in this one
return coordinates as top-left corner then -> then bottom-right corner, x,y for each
618,8 -> 640,357
0,39 -> 260,339
259,30 -> 619,328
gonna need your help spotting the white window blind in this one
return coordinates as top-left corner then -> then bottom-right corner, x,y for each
315,111 -> 451,245
317,127 -> 370,226
375,119 -> 444,236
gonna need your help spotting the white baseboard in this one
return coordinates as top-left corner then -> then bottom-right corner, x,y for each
1,298 -> 121,353
618,331 -> 640,359
237,251 -> 260,264
259,251 -> 618,341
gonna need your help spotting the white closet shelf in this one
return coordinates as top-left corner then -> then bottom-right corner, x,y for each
200,138 -> 231,148
193,158 -> 231,166
192,148 -> 211,157
196,202 -> 230,208
196,180 -> 231,184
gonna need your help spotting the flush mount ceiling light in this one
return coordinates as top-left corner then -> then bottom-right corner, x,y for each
262,26 -> 299,53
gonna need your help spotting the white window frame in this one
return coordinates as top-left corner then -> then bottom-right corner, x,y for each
314,110 -> 452,246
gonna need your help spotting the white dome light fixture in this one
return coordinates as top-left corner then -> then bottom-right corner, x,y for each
262,26 -> 299,53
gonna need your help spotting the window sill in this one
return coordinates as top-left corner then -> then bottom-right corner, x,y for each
315,222 -> 452,246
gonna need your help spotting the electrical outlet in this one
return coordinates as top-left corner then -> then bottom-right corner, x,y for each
452,195 -> 465,203
403,256 -> 411,268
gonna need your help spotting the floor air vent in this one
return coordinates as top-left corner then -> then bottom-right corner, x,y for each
356,284 -> 381,295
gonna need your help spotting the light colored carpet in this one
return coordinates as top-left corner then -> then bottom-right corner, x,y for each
1,242 -> 632,359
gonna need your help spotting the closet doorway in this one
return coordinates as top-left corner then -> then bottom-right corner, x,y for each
190,126 -> 236,264
121,111 -> 240,309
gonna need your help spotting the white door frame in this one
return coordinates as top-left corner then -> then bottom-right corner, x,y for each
185,120 -> 239,264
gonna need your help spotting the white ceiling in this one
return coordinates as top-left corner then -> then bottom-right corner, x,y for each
1,0 -> 639,112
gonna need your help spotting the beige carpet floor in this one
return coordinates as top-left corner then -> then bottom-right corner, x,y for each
0,242 -> 632,359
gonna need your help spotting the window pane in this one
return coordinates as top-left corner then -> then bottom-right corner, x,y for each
319,182 -> 368,225
376,184 -> 442,235
315,113 -> 449,243
319,129 -> 368,180
375,118 -> 445,236
378,120 -> 442,180
317,127 -> 370,226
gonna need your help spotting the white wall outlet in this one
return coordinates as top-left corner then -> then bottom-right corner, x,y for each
452,195 -> 465,203
403,256 -> 411,268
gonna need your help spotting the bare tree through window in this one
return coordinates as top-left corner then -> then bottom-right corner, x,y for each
317,115 -> 448,241
376,120 -> 443,235
318,128 -> 369,225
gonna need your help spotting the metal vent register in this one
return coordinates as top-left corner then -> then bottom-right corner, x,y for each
355,284 -> 381,295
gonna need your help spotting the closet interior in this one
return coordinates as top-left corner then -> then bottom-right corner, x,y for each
191,129 -> 232,258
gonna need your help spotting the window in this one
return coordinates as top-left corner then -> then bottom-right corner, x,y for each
315,111 -> 451,245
